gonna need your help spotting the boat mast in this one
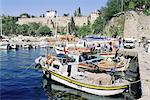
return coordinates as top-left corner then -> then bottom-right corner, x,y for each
0,16 -> 2,36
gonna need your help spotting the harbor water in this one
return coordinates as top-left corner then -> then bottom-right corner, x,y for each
0,48 -> 48,99
0,48 -> 128,100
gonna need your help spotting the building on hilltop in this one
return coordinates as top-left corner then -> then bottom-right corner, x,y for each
45,10 -> 57,18
90,11 -> 100,24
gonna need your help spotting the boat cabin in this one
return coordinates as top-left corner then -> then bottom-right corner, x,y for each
50,54 -> 78,77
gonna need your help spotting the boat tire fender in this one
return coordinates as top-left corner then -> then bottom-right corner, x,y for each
35,63 -> 42,69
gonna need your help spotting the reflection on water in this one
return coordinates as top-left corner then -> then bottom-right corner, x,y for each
42,75 -> 124,100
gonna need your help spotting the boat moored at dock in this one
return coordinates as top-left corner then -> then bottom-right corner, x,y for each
35,54 -> 129,96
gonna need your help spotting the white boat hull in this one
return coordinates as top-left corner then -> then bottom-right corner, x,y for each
43,69 -> 128,96
10,45 -> 17,49
55,47 -> 65,54
0,44 -> 8,50
52,75 -> 124,96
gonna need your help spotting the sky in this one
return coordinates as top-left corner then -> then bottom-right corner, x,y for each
0,0 -> 108,16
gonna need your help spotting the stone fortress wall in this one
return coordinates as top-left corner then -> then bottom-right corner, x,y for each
17,10 -> 99,33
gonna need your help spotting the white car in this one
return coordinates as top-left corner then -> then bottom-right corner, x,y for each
124,38 -> 135,49
145,40 -> 150,53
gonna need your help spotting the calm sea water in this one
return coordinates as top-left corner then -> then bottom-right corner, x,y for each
0,48 -> 124,100
0,48 -> 48,100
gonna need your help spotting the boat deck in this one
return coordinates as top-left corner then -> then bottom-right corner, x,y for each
72,72 -> 112,86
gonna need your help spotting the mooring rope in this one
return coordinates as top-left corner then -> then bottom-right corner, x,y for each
128,79 -> 141,95
129,80 -> 141,84
19,62 -> 35,74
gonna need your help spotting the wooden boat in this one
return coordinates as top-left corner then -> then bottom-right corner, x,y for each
98,52 -> 116,58
97,57 -> 131,72
35,55 -> 129,96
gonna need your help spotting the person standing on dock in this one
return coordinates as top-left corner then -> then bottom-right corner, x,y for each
138,39 -> 141,46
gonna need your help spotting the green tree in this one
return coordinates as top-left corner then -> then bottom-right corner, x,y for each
2,16 -> 18,35
19,13 -> 30,18
76,25 -> 92,37
74,10 -> 77,17
22,24 -> 29,34
76,7 -> 82,17
144,8 -> 150,15
128,1 -> 136,10
37,25 -> 51,36
28,22 -> 40,35
69,17 -> 76,34
78,7 -> 81,17
63,13 -> 69,17
92,16 -> 106,34
15,24 -> 23,35
104,0 -> 121,20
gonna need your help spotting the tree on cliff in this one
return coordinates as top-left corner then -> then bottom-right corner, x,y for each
74,10 -> 77,17
104,0 -> 121,21
92,16 -> 106,34
63,13 -> 69,17
128,1 -> 136,10
69,17 -> 76,34
77,7 -> 81,17
74,7 -> 82,17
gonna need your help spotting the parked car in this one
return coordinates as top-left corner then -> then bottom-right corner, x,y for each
124,38 -> 135,49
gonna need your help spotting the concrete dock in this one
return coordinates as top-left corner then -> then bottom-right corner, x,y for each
138,46 -> 150,100
119,45 -> 150,100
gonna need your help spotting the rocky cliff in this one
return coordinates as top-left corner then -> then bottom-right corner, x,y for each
103,13 -> 125,37
124,11 -> 150,39
103,11 -> 150,39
